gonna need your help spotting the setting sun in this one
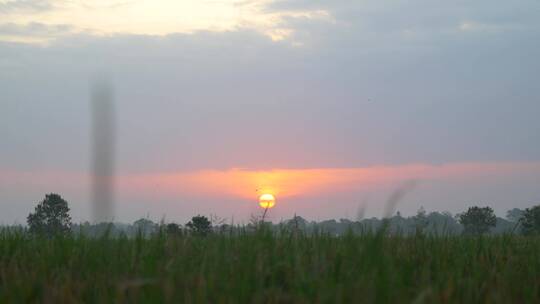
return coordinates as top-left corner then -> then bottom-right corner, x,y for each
259,193 -> 276,209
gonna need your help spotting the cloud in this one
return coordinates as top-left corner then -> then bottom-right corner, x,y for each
1,0 -> 538,47
0,0 -> 53,13
0,21 -> 69,33
6,162 -> 540,197
457,21 -> 523,33
1,22 -> 539,173
264,0 -> 540,47
2,162 -> 540,222
0,22 -> 75,44
0,0 -> 332,43
114,162 -> 540,199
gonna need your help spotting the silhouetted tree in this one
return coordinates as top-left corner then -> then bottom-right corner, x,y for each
166,223 -> 181,235
412,206 -> 429,234
520,205 -> 540,235
506,208 -> 525,222
186,215 -> 212,236
133,218 -> 157,236
287,215 -> 308,230
27,193 -> 72,236
459,206 -> 496,235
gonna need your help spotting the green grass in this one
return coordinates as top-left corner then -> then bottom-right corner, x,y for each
1,229 -> 539,303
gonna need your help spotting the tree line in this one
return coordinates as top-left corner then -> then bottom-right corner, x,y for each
21,193 -> 540,237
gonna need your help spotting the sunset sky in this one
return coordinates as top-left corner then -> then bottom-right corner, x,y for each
1,0 -> 540,224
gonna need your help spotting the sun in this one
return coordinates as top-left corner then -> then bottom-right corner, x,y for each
259,193 -> 276,209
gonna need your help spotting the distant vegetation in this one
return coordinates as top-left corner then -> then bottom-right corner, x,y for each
10,193 -> 540,237
0,193 -> 539,302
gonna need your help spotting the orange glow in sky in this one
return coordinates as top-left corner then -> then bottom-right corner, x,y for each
115,162 -> 540,202
2,162 -> 539,210
1,162 -> 540,222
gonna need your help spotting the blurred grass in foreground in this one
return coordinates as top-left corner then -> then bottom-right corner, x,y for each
0,228 -> 539,303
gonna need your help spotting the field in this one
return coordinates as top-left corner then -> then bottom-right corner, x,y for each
1,229 -> 539,303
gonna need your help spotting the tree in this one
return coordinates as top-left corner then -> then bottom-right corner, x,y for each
506,208 -> 525,222
458,206 -> 496,235
520,205 -> 540,235
287,215 -> 308,230
133,218 -> 157,236
186,215 -> 212,236
27,193 -> 72,236
166,223 -> 181,235
412,206 -> 429,233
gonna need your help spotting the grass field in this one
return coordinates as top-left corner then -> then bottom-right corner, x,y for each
1,228 -> 539,303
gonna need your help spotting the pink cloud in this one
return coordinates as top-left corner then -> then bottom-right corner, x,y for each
116,162 -> 540,201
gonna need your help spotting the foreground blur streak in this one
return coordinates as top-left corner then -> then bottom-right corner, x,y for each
91,81 -> 116,223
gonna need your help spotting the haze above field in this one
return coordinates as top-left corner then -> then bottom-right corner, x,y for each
1,0 -> 540,223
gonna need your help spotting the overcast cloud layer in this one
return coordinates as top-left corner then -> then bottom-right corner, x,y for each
1,0 -> 540,223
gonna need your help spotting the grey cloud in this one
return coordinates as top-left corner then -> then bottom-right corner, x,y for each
0,0 -> 539,174
0,22 -> 72,37
267,0 -> 540,46
0,0 -> 53,13
1,23 -> 539,175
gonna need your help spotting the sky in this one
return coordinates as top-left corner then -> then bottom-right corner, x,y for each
1,0 -> 540,224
